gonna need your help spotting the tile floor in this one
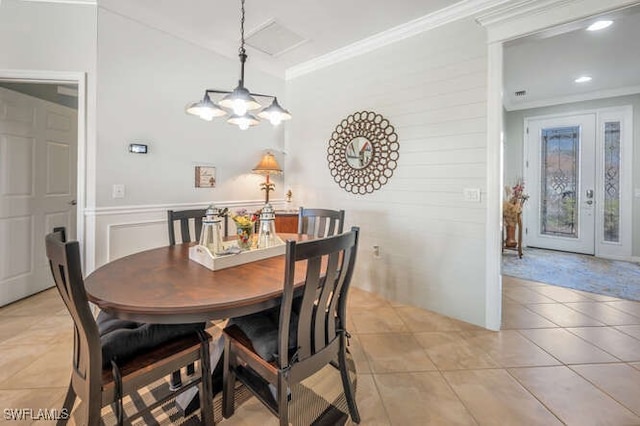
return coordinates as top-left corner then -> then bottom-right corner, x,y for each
2,276 -> 640,425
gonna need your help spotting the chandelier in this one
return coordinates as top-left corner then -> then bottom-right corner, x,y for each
185,0 -> 292,130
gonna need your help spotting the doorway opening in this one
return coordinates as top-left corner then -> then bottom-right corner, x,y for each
0,71 -> 86,306
500,6 -> 639,301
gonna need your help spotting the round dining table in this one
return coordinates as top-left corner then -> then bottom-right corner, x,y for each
85,235 -> 307,324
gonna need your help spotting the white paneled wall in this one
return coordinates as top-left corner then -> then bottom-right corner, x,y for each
286,19 -> 489,326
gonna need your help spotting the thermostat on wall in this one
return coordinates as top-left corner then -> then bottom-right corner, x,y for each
129,143 -> 148,154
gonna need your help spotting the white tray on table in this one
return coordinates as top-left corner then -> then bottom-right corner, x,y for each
188,237 -> 286,271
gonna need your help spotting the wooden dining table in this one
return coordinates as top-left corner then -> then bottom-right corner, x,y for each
85,234 -> 308,324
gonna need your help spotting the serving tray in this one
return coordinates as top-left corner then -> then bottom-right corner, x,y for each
188,238 -> 286,271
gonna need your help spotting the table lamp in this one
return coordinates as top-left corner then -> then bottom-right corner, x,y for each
252,152 -> 282,204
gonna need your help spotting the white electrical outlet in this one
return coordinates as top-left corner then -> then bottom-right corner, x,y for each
463,188 -> 481,202
635,188 -> 640,198
112,184 -> 125,199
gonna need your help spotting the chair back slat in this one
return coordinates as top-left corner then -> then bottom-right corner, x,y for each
297,207 -> 345,238
45,231 -> 102,389
278,227 -> 359,369
314,251 -> 340,352
295,256 -> 322,361
327,248 -> 355,339
168,209 -> 229,245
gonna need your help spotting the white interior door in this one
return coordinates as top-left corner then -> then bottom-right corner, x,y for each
525,113 -> 596,254
0,87 -> 77,306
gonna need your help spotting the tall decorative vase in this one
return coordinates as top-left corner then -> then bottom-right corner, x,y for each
236,225 -> 253,250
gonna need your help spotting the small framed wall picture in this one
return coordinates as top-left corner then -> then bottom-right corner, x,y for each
195,166 -> 216,188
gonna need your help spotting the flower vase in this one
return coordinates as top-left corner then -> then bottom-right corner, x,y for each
505,222 -> 518,248
236,225 -> 253,250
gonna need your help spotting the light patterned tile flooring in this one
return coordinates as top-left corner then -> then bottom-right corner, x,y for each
2,276 -> 640,425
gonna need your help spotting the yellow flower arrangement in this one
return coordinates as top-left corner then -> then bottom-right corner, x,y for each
230,209 -> 257,228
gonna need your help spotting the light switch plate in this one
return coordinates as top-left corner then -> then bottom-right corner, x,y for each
635,188 -> 640,198
463,188 -> 481,202
112,184 -> 125,199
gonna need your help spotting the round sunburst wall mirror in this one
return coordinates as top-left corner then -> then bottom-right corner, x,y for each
327,111 -> 399,194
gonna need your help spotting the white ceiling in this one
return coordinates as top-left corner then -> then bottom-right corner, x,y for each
98,1 -> 640,107
504,4 -> 640,110
99,0 -> 460,77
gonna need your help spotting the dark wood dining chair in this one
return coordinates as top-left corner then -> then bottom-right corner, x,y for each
297,206 -> 345,237
167,208 -> 229,389
222,227 -> 361,425
167,208 -> 228,245
46,230 -> 214,425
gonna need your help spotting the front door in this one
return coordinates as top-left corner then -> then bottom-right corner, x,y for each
525,114 -> 596,254
0,86 -> 78,306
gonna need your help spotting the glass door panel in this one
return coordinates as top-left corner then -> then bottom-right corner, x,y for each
540,126 -> 579,238
603,121 -> 620,243
525,114 -> 596,255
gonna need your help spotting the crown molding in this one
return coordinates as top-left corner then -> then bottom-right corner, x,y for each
477,0 -> 640,43
285,0 -> 513,80
475,0 -> 574,28
504,84 -> 640,111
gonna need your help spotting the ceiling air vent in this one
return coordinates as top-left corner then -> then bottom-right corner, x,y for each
514,90 -> 527,97
245,20 -> 307,57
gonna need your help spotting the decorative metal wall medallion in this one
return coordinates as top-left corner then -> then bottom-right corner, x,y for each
327,111 -> 399,194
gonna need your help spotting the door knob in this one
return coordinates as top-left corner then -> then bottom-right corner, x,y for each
68,200 -> 77,206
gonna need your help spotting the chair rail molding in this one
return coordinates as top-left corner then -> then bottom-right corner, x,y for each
85,199 -> 275,217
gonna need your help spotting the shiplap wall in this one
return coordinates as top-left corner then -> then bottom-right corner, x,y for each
286,19 -> 489,326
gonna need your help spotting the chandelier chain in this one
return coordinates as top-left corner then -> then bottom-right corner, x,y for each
239,0 -> 246,56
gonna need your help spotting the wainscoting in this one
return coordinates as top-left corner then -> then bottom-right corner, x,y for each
86,200 -> 276,270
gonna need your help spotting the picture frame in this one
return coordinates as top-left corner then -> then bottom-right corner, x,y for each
195,166 -> 216,188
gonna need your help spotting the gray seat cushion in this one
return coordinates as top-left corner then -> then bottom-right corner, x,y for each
97,311 -> 205,368
226,306 -> 299,362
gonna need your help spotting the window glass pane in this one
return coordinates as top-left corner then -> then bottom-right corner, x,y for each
540,126 -> 579,238
604,121 -> 621,243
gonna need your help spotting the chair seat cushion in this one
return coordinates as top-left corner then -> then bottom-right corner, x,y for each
97,311 -> 205,368
226,306 -> 298,362
97,310 -> 140,335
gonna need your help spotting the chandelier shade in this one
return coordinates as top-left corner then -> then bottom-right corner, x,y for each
257,98 -> 292,126
185,93 -> 227,121
185,0 -> 291,130
227,113 -> 260,130
219,86 -> 261,116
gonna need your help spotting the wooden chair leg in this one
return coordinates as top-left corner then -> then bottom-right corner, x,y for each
222,338 -> 235,418
57,380 -> 76,426
338,337 -> 360,424
86,393 -> 103,426
278,373 -> 289,426
198,330 -> 214,425
170,370 -> 182,391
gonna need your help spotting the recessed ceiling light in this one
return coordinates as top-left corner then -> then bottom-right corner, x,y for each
587,20 -> 613,31
575,76 -> 592,83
